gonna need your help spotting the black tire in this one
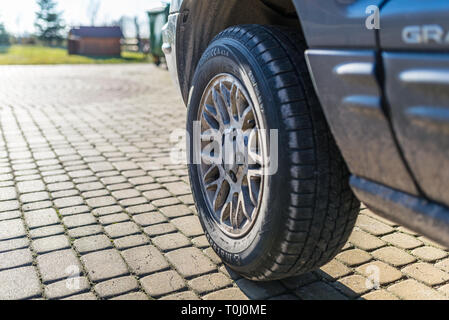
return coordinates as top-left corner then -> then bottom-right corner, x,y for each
187,24 -> 360,281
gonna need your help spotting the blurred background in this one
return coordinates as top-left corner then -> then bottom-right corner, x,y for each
0,0 -> 170,64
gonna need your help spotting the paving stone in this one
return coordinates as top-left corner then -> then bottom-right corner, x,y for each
153,233 -> 191,251
73,235 -> 112,254
32,235 -> 70,254
388,279 -> 446,300
99,213 -> 130,225
54,196 -> 84,208
126,203 -> 156,215
438,283 -> 449,296
119,197 -> 148,207
92,205 -> 123,217
160,291 -> 200,300
141,270 -> 186,297
81,249 -> 129,282
45,277 -> 91,299
112,189 -> 141,200
94,276 -> 139,298
0,237 -> 29,253
17,180 -> 45,193
22,200 -> 52,212
0,210 -> 21,221
171,216 -> 204,237
159,204 -> 192,218
411,246 -> 448,262
418,236 -> 449,251
86,196 -> 116,208
37,249 -> 82,283
356,214 -> 394,236
104,221 -> 140,239
0,219 -> 26,240
295,281 -> 348,300
88,162 -> 114,173
362,289 -> 399,300
122,245 -> 169,275
144,223 -> 177,237
381,232 -> 423,250
192,235 -> 210,249
47,182 -> 74,191
336,249 -> 372,267
0,266 -> 42,299
62,292 -> 97,300
333,275 -> 371,298
0,248 -> 33,270
318,259 -> 352,281
235,278 -> 285,299
29,225 -> 65,239
152,197 -> 181,207
59,205 -> 90,217
83,189 -> 109,199
166,247 -> 216,278
20,191 -> 50,204
349,229 -> 386,251
142,189 -> 172,201
0,200 -> 20,212
355,261 -> 403,285
436,258 -> 449,273
371,246 -> 416,267
63,213 -> 97,228
402,262 -> 449,286
163,182 -> 191,195
188,273 -> 232,294
128,176 -> 155,185
203,288 -> 248,300
68,225 -> 103,239
113,234 -> 150,250
24,208 -> 59,229
110,292 -> 149,300
133,212 -> 167,227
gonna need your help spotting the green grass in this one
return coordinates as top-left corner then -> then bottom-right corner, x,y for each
0,45 -> 151,65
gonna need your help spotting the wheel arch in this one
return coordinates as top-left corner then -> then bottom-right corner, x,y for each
175,0 -> 302,104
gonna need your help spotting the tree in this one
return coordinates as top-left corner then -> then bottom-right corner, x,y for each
87,0 -> 101,26
134,17 -> 141,51
34,0 -> 65,45
0,22 -> 9,45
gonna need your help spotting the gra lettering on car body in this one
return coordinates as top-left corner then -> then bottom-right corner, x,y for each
402,25 -> 449,44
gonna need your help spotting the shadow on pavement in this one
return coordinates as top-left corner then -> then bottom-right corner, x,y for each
224,266 -> 360,300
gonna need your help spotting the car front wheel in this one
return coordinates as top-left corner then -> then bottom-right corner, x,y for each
187,24 -> 360,281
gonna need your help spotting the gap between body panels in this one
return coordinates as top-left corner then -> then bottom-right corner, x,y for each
371,0 -> 425,198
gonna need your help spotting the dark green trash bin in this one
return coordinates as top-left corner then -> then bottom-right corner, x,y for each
147,2 -> 170,66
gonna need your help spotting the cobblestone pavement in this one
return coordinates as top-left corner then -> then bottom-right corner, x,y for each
0,64 -> 449,300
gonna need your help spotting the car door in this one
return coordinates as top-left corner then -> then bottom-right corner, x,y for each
380,0 -> 449,206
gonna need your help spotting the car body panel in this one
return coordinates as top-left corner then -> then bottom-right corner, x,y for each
380,0 -> 449,51
306,50 -> 418,195
293,0 -> 385,48
383,53 -> 449,206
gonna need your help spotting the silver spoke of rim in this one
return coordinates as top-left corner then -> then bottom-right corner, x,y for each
212,178 -> 228,212
203,165 -> 221,189
203,103 -> 221,129
247,168 -> 262,206
240,105 -> 254,130
248,129 -> 262,165
212,86 -> 229,127
238,192 -> 252,222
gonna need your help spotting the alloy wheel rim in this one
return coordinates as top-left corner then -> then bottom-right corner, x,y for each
197,74 -> 265,238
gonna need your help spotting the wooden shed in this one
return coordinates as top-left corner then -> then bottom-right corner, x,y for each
68,26 -> 123,56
